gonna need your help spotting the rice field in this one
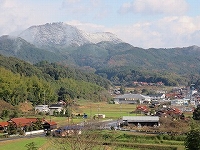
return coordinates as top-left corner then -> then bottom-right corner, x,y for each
75,100 -> 138,119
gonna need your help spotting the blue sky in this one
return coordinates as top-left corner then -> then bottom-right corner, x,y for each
1,0 -> 200,48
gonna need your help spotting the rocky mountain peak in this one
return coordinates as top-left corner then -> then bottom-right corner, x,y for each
19,22 -> 122,48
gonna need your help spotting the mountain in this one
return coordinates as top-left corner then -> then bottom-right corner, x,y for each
19,22 -> 122,49
1,34 -> 200,76
68,42 -> 200,74
1,22 -> 200,86
0,35 -> 66,64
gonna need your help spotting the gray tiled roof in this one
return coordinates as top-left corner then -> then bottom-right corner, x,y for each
122,116 -> 159,122
114,94 -> 150,99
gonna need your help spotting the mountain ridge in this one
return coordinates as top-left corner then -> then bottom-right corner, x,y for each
0,22 -> 200,86
19,22 -> 122,49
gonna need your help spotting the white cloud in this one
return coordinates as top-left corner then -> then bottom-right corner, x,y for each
119,0 -> 189,15
51,17 -> 200,48
109,16 -> 200,48
0,0 -> 62,35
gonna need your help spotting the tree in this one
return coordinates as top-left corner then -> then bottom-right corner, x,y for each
33,118 -> 43,130
1,109 -> 10,119
185,122 -> 200,150
9,110 -> 19,118
120,85 -> 125,94
7,122 -> 17,135
141,88 -> 148,94
193,105 -> 200,120
25,142 -> 38,150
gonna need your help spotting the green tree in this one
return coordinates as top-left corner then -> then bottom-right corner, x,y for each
25,142 -> 38,150
141,88 -> 148,94
1,109 -> 10,119
193,105 -> 200,120
7,122 -> 17,135
33,118 -> 43,130
185,122 -> 200,150
9,110 -> 19,118
120,85 -> 125,94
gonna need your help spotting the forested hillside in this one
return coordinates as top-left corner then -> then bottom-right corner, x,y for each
0,55 -> 111,106
96,66 -> 193,86
1,35 -> 200,87
1,35 -> 200,77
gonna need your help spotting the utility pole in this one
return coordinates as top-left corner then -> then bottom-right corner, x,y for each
98,104 -> 100,121
90,104 -> 92,119
43,90 -> 46,105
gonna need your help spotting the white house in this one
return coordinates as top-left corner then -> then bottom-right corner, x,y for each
49,104 -> 65,115
150,93 -> 166,100
35,105 -> 49,113
170,99 -> 189,106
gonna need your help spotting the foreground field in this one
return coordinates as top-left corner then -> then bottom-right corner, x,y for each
0,101 -> 188,150
0,131 -> 185,150
0,137 -> 47,150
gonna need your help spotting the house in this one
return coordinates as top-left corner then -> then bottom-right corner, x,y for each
0,122 -> 8,132
95,114 -> 105,119
1,117 -> 57,136
8,117 -> 38,129
155,107 -> 182,117
53,125 -> 82,137
122,116 -> 160,127
113,94 -> 151,104
150,93 -> 166,100
135,105 -> 149,113
43,121 -> 57,131
35,105 -> 49,113
170,99 -> 189,106
49,104 -> 65,115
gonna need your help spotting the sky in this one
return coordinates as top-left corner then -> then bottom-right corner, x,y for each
1,0 -> 200,48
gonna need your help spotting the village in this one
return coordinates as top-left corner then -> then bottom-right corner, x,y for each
0,83 -> 199,138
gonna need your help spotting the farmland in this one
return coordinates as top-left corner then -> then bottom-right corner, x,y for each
0,101 -> 189,150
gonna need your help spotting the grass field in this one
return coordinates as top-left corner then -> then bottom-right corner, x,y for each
0,137 -> 48,150
76,100 -> 137,118
45,101 -> 138,127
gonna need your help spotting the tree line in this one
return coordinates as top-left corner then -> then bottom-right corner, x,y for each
96,66 -> 200,87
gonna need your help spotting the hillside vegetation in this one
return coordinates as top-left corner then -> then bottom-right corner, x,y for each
1,35 -> 200,87
96,66 -> 190,86
0,55 -> 111,106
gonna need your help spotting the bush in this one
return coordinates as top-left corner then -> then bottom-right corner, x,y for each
157,134 -> 163,140
163,134 -> 172,140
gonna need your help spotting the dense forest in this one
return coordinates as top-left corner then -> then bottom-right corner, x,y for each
96,66 -> 198,87
0,55 -> 111,106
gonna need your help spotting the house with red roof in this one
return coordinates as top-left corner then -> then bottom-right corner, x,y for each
0,117 -> 58,135
43,120 -> 57,131
0,121 -> 8,132
7,117 -> 38,130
